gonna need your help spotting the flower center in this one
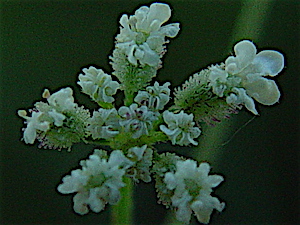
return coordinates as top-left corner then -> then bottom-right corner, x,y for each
86,173 -> 106,189
184,178 -> 201,198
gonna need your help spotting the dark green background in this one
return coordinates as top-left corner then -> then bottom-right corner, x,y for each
1,0 -> 299,224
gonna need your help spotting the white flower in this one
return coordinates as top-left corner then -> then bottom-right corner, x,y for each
118,104 -> 158,139
164,160 -> 225,224
57,150 -> 132,215
208,66 -> 228,97
134,81 -> 170,110
18,110 -> 50,144
160,111 -> 201,146
46,87 -> 77,112
226,87 -> 258,114
126,145 -> 153,183
116,3 -> 180,67
78,66 -> 120,104
117,3 -> 179,41
116,41 -> 161,67
87,108 -> 119,139
48,109 -> 65,126
225,40 -> 284,113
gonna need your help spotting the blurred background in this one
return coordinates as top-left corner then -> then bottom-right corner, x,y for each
0,0 -> 299,224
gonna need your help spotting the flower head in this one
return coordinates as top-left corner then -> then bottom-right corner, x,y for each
126,145 -> 153,183
57,149 -> 132,215
78,66 -> 120,105
225,40 -> 284,114
164,160 -> 225,224
87,108 -> 120,139
160,111 -> 201,146
46,87 -> 76,112
135,81 -> 171,111
118,103 -> 158,138
18,87 -> 89,150
18,110 -> 50,144
115,3 -> 180,67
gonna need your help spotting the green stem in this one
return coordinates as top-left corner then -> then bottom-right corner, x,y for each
124,90 -> 134,106
111,176 -> 134,225
82,138 -> 110,147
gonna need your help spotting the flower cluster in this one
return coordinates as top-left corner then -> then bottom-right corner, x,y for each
118,103 -> 158,138
135,81 -> 171,111
126,145 -> 153,183
18,87 -> 90,150
175,40 -> 284,124
78,69 -> 200,146
115,3 -> 180,68
164,160 -> 225,224
17,110 -> 50,144
87,108 -> 119,139
78,66 -> 120,107
160,110 -> 201,146
110,3 -> 180,95
57,145 -> 154,214
17,2 -> 285,224
57,149 -> 132,215
223,40 -> 284,114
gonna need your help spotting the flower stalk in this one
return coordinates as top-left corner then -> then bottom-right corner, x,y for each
111,176 -> 134,225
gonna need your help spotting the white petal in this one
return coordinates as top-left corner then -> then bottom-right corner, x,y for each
159,23 -> 180,37
88,188 -> 105,213
108,150 -> 130,168
119,14 -> 129,29
139,43 -> 160,66
225,56 -> 238,74
226,93 -> 238,104
207,175 -> 224,188
234,88 -> 258,115
108,186 -> 122,205
48,109 -> 65,126
73,192 -> 89,215
23,124 -> 36,144
146,35 -> 164,50
191,200 -> 211,224
244,77 -> 280,105
129,145 -> 147,160
234,40 -> 257,70
148,3 -> 171,28
164,172 -> 177,190
127,45 -> 138,65
199,162 -> 210,176
253,50 -> 284,76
